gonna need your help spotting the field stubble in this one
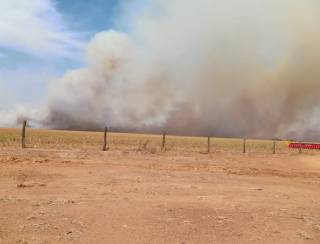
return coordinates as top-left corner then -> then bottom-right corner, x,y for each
0,128 -> 303,155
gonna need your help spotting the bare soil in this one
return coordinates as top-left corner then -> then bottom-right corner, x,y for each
0,147 -> 320,244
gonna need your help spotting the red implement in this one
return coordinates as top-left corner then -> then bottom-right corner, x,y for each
289,143 -> 320,150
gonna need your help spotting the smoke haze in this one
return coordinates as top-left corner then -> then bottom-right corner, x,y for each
44,0 -> 320,140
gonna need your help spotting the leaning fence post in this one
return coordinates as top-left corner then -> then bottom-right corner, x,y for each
21,120 -> 27,148
162,132 -> 166,151
243,138 -> 246,154
102,127 -> 109,151
207,137 -> 211,153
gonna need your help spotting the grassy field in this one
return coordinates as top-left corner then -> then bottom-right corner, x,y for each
0,127 -> 299,154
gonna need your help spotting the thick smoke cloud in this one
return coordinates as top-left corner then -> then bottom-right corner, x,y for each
45,0 -> 320,140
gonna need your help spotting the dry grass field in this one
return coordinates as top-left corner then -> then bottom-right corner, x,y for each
0,128 -> 293,153
0,128 -> 320,244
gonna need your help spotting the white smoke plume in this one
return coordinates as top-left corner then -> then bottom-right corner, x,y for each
0,105 -> 44,128
44,0 -> 320,140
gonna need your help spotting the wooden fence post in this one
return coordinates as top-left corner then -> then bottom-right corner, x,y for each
102,127 -> 109,151
273,140 -> 276,154
299,142 -> 302,154
243,138 -> 246,154
207,137 -> 211,154
21,120 -> 27,148
162,133 -> 166,151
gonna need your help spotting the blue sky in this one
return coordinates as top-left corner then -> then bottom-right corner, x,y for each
0,0 -> 128,108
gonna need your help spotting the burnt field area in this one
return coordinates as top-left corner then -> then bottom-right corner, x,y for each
0,128 -> 320,244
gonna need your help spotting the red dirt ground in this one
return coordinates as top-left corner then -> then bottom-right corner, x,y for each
0,147 -> 320,243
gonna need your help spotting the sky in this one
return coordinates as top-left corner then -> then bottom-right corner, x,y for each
0,0 -> 319,140
0,0 -> 124,109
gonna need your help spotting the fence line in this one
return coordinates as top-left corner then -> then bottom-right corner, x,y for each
0,121 -> 318,155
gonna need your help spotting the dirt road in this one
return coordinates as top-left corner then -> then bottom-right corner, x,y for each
0,147 -> 319,243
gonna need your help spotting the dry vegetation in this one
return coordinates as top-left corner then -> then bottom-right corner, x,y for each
0,128 -> 320,244
0,128 -> 294,154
